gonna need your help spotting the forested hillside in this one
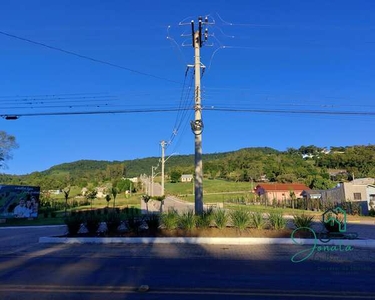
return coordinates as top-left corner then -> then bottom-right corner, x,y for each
0,145 -> 374,191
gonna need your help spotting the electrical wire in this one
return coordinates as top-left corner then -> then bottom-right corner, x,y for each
0,108 -> 190,118
167,71 -> 195,146
0,92 -> 108,98
204,107 -> 375,116
169,95 -> 195,154
169,71 -> 188,143
0,30 -> 182,85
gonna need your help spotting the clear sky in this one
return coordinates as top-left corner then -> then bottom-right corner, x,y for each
1,0 -> 375,175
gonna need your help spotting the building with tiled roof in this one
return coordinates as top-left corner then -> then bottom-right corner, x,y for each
254,183 -> 310,204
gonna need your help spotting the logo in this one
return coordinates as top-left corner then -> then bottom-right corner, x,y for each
290,207 -> 357,263
322,207 -> 346,233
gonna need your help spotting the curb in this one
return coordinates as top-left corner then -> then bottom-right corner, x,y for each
39,236 -> 375,248
0,225 -> 66,230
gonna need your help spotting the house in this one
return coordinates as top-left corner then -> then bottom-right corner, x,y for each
302,178 -> 375,214
95,187 -> 107,198
122,177 -> 138,183
341,178 -> 374,202
48,189 -> 61,195
181,174 -> 193,183
81,187 -> 88,196
301,185 -> 345,207
254,183 -> 310,203
366,185 -> 375,209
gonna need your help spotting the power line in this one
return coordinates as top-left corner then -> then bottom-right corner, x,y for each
0,108 -> 190,118
0,30 -> 182,85
0,92 -> 108,98
205,107 -> 375,116
167,70 -> 195,146
2,106 -> 375,119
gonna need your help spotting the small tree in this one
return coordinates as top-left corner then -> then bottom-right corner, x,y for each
142,194 -> 151,212
170,170 -> 181,183
111,187 -> 118,209
105,194 -> 111,207
86,190 -> 97,210
289,190 -> 296,209
63,187 -> 70,217
0,131 -> 19,169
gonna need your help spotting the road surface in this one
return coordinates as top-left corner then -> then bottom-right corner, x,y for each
1,226 -> 375,299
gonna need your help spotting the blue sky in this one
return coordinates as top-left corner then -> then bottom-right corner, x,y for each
1,0 -> 375,175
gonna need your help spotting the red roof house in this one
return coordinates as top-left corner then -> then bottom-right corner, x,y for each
254,183 -> 310,203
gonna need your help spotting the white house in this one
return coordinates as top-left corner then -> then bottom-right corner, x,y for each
181,174 -> 193,183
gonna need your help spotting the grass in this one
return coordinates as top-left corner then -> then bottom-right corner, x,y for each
165,179 -> 254,196
226,204 -> 318,216
268,213 -> 287,230
196,209 -> 214,229
178,210 -> 196,231
293,214 -> 314,229
0,215 -> 65,226
250,212 -> 266,229
230,209 -> 251,232
181,193 -> 253,204
161,210 -> 179,230
0,193 -> 142,227
213,209 -> 228,229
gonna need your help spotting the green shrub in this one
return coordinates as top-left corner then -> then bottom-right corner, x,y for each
213,209 -> 228,229
65,214 -> 83,236
105,212 -> 122,234
145,214 -> 160,232
179,210 -> 196,231
250,212 -> 265,229
293,214 -> 314,229
230,209 -> 251,232
196,209 -> 213,229
85,213 -> 102,235
369,208 -> 375,217
268,213 -> 286,230
161,210 -> 179,230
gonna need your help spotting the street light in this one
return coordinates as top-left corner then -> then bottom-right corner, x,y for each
151,165 -> 161,197
161,152 -> 178,196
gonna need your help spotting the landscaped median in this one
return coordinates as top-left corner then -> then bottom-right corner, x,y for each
37,208 -> 375,249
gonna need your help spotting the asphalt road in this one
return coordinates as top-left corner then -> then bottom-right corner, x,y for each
1,226 -> 375,299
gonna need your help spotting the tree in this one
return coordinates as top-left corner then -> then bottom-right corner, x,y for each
170,169 -> 181,183
63,187 -> 70,217
105,194 -> 111,207
86,189 -> 97,210
117,179 -> 132,193
0,131 -> 19,168
142,194 -> 151,212
289,190 -> 296,209
111,187 -> 118,208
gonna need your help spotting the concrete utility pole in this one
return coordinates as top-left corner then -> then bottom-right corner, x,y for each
161,140 -> 166,196
189,16 -> 210,215
151,166 -> 155,197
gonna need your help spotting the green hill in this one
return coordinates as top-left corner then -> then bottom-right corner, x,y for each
1,145 -> 374,191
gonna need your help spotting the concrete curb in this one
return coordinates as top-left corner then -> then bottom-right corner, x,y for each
0,225 -> 66,230
39,236 -> 375,248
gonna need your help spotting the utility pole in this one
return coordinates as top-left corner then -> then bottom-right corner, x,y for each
151,167 -> 154,197
161,140 -> 166,196
189,16 -> 209,215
